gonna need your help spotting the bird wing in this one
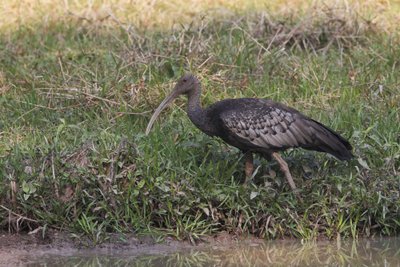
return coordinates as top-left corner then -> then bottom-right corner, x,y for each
219,101 -> 322,151
209,98 -> 352,160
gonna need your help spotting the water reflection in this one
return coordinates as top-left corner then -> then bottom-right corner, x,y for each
29,237 -> 400,267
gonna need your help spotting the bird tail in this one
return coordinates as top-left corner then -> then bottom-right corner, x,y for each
305,119 -> 353,161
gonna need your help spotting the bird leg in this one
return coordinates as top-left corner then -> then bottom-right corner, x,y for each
244,152 -> 254,184
271,152 -> 297,190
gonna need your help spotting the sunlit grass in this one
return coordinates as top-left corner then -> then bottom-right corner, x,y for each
1,0 -> 399,32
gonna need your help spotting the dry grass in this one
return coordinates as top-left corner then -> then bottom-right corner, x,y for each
0,0 -> 399,32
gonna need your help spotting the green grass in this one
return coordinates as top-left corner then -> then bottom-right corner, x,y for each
0,0 -> 399,243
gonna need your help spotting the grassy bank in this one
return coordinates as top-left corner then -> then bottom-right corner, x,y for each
0,0 -> 399,243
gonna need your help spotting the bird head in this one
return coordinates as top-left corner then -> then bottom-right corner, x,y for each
145,74 -> 199,135
173,74 -> 199,95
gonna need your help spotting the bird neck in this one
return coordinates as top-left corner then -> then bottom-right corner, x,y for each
186,84 -> 213,135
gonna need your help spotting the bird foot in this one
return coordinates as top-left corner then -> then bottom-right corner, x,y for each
271,152 -> 297,191
244,152 -> 254,184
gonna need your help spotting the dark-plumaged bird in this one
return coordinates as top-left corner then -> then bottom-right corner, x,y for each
145,74 -> 353,190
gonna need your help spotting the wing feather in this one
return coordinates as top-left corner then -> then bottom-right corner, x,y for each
220,105 -> 310,150
208,98 -> 352,160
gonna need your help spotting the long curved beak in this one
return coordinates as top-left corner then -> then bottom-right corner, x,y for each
145,91 -> 179,135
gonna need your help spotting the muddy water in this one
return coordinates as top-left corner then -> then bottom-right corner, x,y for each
27,237 -> 400,267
